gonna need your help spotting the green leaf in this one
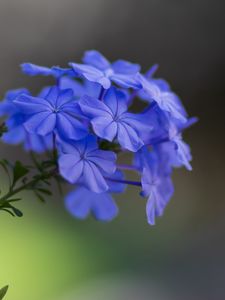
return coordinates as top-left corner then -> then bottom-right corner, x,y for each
0,122 -> 8,137
0,159 -> 11,186
0,208 -> 15,217
7,198 -> 22,203
34,192 -> 46,203
37,188 -> 52,196
11,206 -> 23,217
12,161 -> 29,187
0,285 -> 8,299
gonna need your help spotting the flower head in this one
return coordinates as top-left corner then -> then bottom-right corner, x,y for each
0,50 -> 196,226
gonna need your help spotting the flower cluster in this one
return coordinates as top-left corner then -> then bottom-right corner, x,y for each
0,50 -> 196,225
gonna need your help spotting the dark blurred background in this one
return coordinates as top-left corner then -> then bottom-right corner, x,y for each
0,0 -> 225,299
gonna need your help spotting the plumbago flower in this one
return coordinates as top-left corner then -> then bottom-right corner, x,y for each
0,50 -> 196,225
13,86 -> 88,140
79,87 -> 152,151
58,135 -> 116,193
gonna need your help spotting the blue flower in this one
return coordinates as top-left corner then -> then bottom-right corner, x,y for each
141,166 -> 174,225
21,63 -> 75,78
13,86 -> 88,140
137,146 -> 174,225
65,170 -> 125,221
0,88 -> 53,152
79,87 -> 152,152
69,50 -> 141,89
58,135 -> 117,193
137,73 -> 187,123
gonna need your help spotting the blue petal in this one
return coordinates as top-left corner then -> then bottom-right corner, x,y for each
36,113 -> 56,135
112,59 -> 140,74
24,111 -> 53,134
92,192 -> 118,221
107,170 -> 126,193
51,66 -> 75,77
21,63 -> 54,76
56,89 -> 74,107
21,63 -> 74,78
146,191 -> 157,225
70,63 -> 111,89
88,149 -> 116,174
79,95 -> 112,118
81,162 -> 109,193
117,123 -> 143,152
13,94 -> 51,114
65,188 -> 91,219
84,80 -> 101,98
173,136 -> 192,171
58,153 -> 84,184
37,86 -> 52,98
56,113 -> 87,140
2,125 -> 25,144
44,86 -> 59,106
59,77 -> 85,98
111,73 -> 141,89
91,117 -> 117,141
83,50 -> 110,70
104,87 -> 128,116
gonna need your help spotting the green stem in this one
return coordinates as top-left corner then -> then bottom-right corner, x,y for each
0,169 -> 56,206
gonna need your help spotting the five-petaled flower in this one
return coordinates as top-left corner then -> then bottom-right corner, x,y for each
58,135 -> 117,193
79,87 -> 152,152
13,86 -> 88,140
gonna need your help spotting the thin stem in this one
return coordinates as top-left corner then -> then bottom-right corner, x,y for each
128,90 -> 138,104
52,132 -> 57,162
0,169 -> 57,206
98,87 -> 105,101
105,177 -> 142,187
116,164 -> 138,171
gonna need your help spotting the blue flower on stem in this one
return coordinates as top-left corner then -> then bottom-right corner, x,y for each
69,50 -> 141,89
58,135 -> 117,193
79,87 -> 152,152
13,86 -> 88,140
0,49 -> 196,225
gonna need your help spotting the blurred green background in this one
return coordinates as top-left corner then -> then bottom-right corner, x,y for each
0,0 -> 225,299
